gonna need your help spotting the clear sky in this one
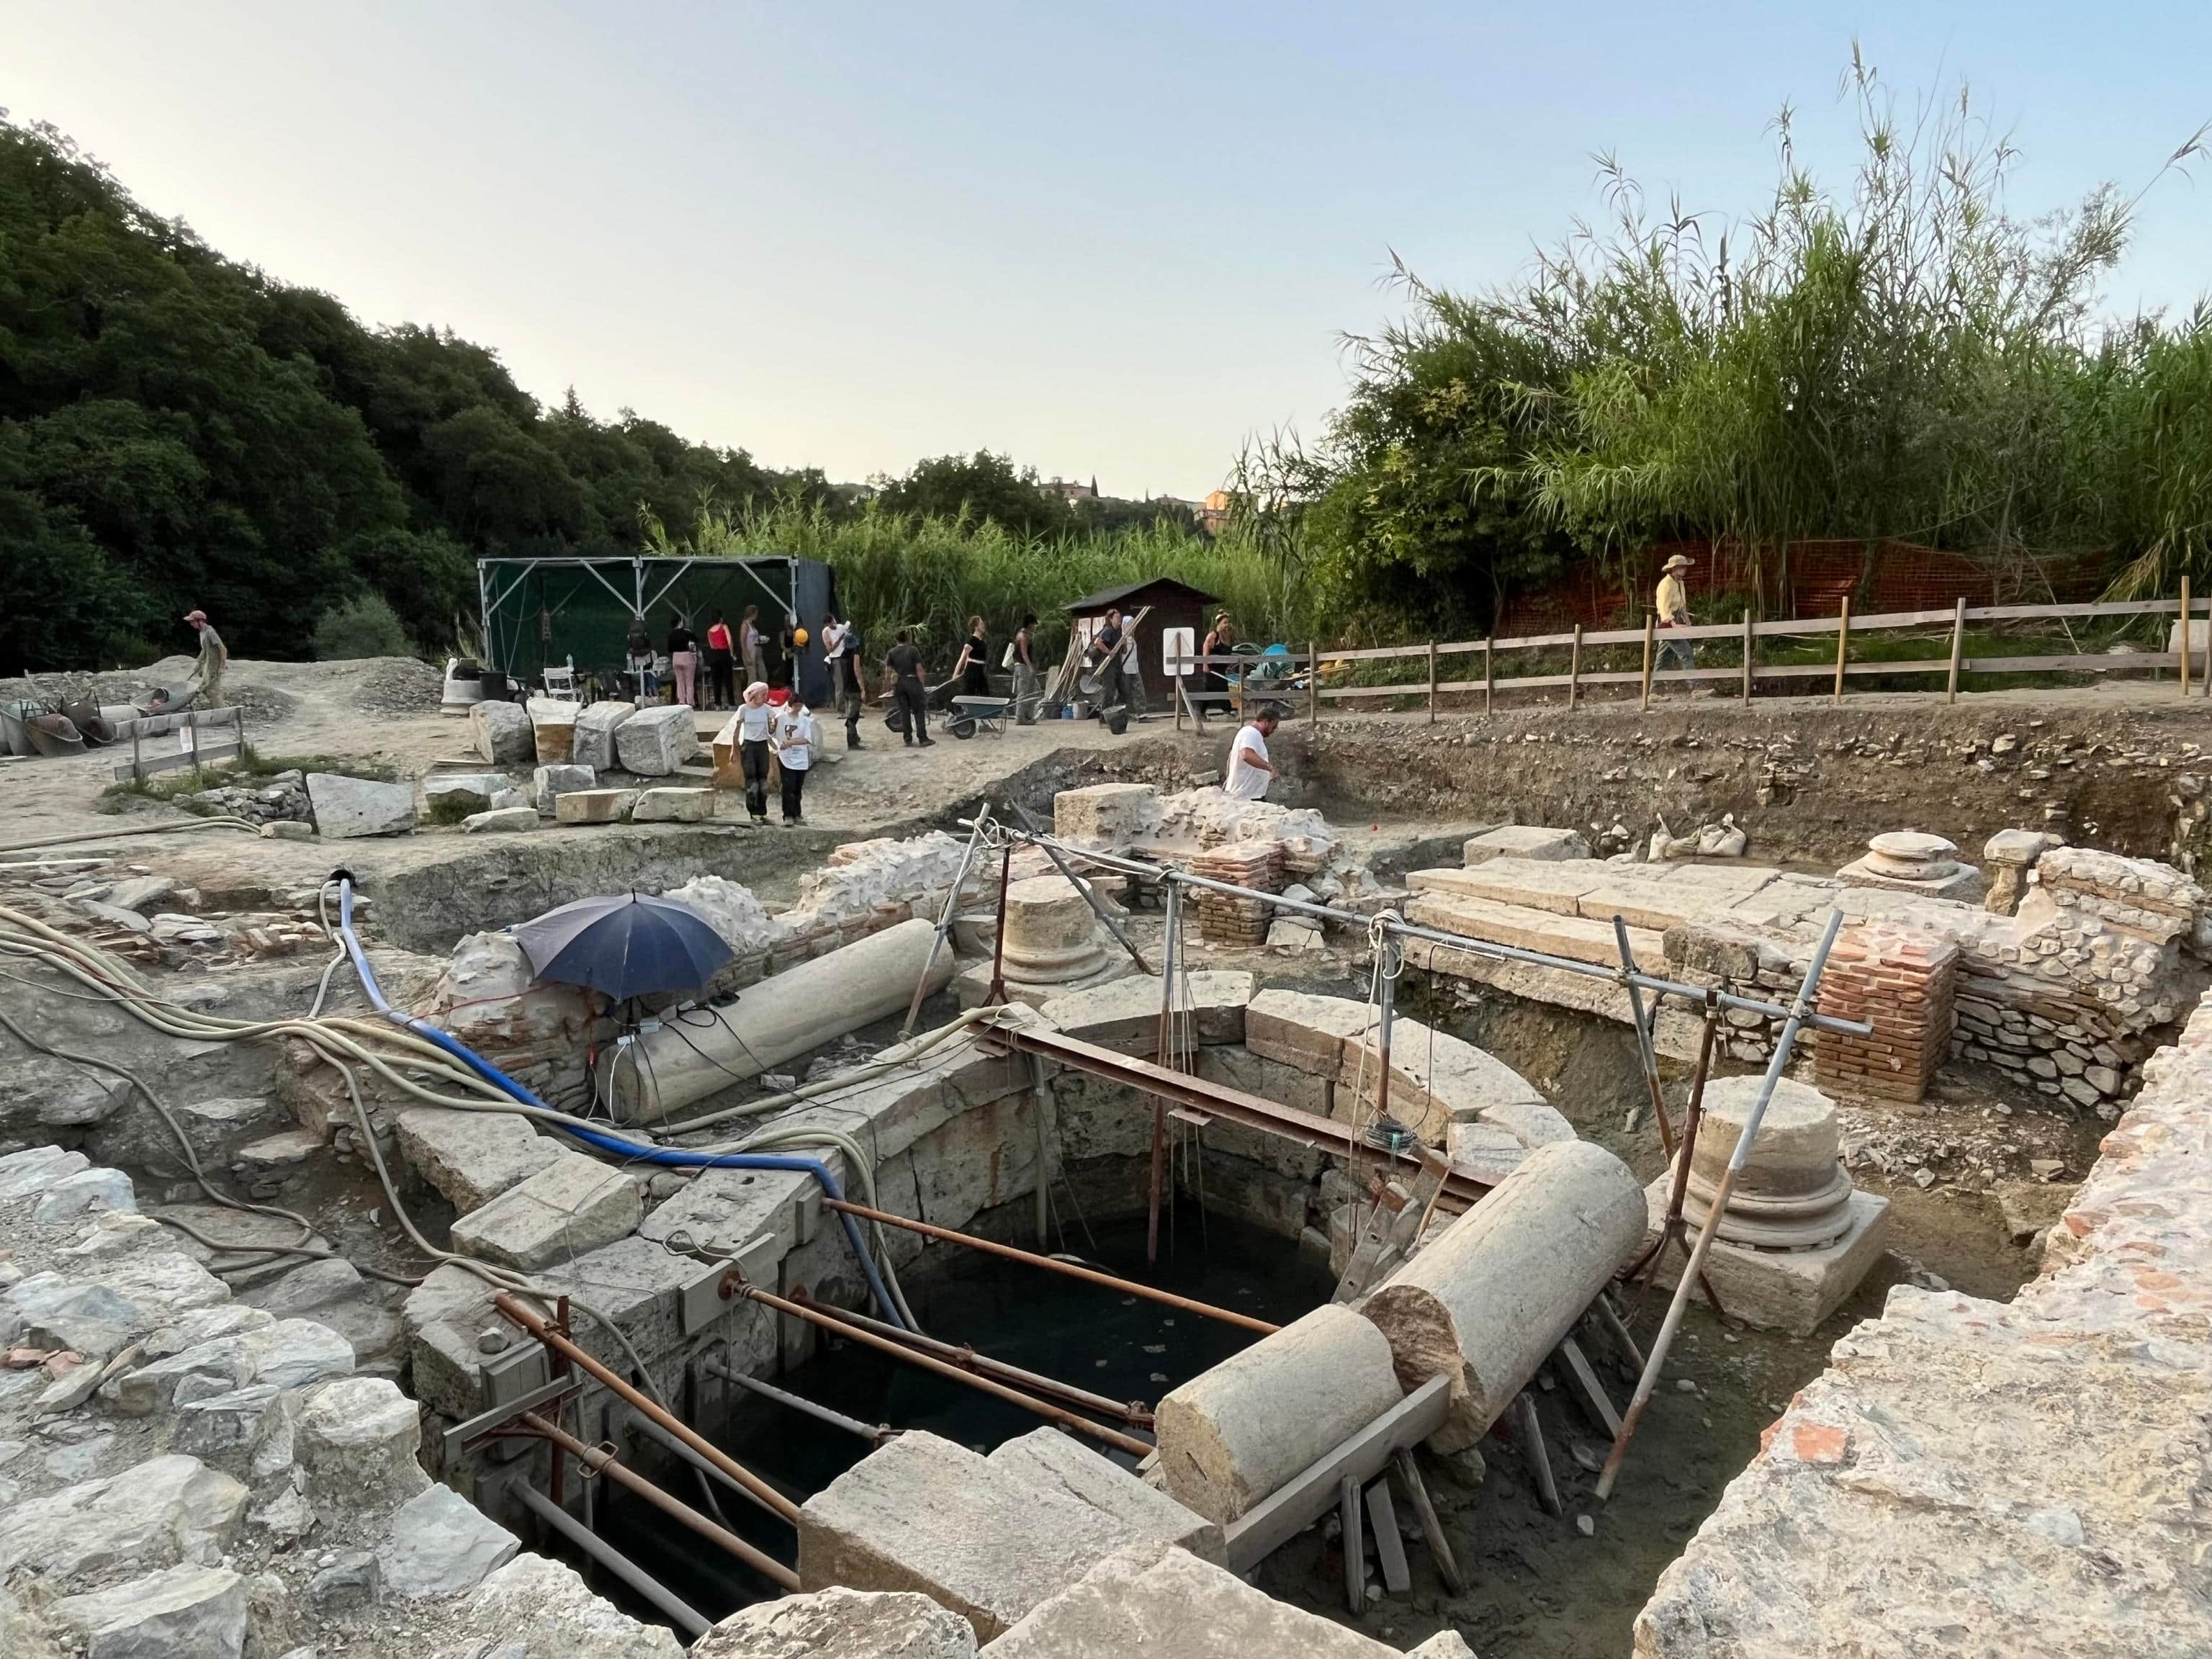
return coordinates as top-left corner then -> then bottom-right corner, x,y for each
10,2 -> 2208,498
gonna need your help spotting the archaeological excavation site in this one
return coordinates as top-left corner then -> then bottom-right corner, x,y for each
3,670 -> 2209,1659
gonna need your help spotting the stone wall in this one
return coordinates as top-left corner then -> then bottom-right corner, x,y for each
1632,977 -> 2212,1656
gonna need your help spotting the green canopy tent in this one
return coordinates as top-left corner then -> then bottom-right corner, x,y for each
477,555 -> 842,703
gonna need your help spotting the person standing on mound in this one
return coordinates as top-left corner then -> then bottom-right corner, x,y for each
885,631 -> 932,747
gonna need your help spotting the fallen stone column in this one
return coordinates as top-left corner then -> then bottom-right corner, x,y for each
1360,1138 -> 1645,1452
1153,1304 -> 1403,1526
609,917 -> 956,1123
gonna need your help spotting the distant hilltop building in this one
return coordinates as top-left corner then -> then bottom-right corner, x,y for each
1047,475 -> 1100,503
1199,490 -> 1233,534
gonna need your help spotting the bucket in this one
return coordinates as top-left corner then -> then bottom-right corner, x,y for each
0,701 -> 30,756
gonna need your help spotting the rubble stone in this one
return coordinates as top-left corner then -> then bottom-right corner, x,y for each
32,1167 -> 137,1224
297,1376 -> 428,1507
377,1483 -> 520,1598
423,772 -> 511,813
0,1453 -> 248,1579
614,703 -> 700,775
529,698 -> 580,763
51,1563 -> 248,1659
1462,824 -> 1593,866
695,1586 -> 976,1658
395,1107 -> 562,1213
462,805 -> 541,832
450,1553 -> 685,1658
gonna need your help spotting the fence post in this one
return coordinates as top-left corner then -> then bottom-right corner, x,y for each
1568,624 -> 1583,712
1483,638 -> 1494,715
1740,610 -> 1753,706
1427,639 -> 1438,724
1640,615 -> 1655,711
1833,596 -> 1851,705
2182,579 -> 2193,699
130,722 -> 143,786
1946,598 -> 1966,704
1308,642 -> 1318,728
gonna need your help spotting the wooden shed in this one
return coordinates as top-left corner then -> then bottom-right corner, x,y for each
1064,577 -> 1219,710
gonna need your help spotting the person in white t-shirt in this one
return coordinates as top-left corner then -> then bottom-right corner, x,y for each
770,696 -> 817,826
1223,707 -> 1280,800
715,683 -> 775,824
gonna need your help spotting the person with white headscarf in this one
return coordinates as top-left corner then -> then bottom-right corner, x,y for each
770,692 -> 817,826
721,681 -> 774,824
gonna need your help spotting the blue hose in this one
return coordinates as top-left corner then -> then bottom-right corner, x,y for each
333,878 -> 906,1328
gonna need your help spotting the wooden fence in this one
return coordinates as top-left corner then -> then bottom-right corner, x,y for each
1169,590 -> 2208,729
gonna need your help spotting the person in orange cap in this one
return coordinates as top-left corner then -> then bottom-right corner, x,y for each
183,610 -> 228,709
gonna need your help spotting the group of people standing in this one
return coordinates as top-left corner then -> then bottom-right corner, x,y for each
647,604 -> 783,711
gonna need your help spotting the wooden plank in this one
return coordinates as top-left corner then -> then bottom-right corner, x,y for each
1962,652 -> 2179,674
1340,1477 -> 1364,1614
1833,595 -> 1850,704
110,743 -> 241,781
1222,1375 -> 1452,1574
1364,1477 -> 1411,1593
1392,1449 -> 1465,1594
1511,1391 -> 1563,1517
1556,1336 -> 1622,1437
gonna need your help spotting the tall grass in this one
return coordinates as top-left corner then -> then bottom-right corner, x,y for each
649,499 -> 1317,665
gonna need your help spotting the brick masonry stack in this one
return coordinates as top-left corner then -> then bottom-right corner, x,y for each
1190,842 -> 1285,946
1815,925 -> 1961,1105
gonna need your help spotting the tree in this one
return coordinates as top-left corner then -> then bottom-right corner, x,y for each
877,451 -> 1071,537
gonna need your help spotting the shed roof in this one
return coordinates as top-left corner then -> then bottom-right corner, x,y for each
1064,577 -> 1218,614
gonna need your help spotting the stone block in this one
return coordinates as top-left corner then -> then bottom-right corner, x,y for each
395,1107 -> 562,1214
533,762 -> 598,814
423,772 -> 511,813
572,700 -> 638,770
469,698 -> 535,765
528,698 -> 579,763
799,1431 -> 1152,1642
631,786 -> 715,822
986,1428 -> 1224,1565
615,703 -> 701,775
172,1384 -> 293,1477
462,806 -> 541,833
1635,1178 -> 1891,1335
1244,986 -> 1378,1080
527,1233 -> 701,1361
1051,783 -> 1161,849
446,1151 -> 642,1271
377,1483 -> 518,1599
52,1563 -> 248,1659
695,1586 -> 976,1658
306,773 -> 416,838
297,1375 -> 430,1508
399,1264 -> 497,1419
981,1542 -> 1442,1658
554,788 -> 638,825
639,1165 -> 817,1259
1462,824 -> 1593,866
1038,971 -> 1254,1053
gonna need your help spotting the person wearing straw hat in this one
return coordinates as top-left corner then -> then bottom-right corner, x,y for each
1654,553 -> 1696,683
183,610 -> 228,709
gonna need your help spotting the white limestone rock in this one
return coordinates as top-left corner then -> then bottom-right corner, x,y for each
0,1146 -> 91,1200
51,1563 -> 248,1659
451,1553 -> 684,1658
423,772 -> 511,813
555,788 -> 638,825
469,698 -> 535,765
631,785 -> 714,822
32,1166 -> 138,1224
105,1319 -> 354,1416
572,701 -> 637,770
462,806 -> 540,833
297,1375 -> 429,1509
0,1453 -> 248,1581
395,1107 -> 562,1214
533,762 -> 598,813
697,1586 -> 975,1658
985,1428 -> 1224,1565
377,1483 -> 519,1598
306,773 -> 416,838
613,703 -> 700,775
445,1151 -> 642,1271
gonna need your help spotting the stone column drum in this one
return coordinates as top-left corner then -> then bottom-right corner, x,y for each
1154,1304 -> 1404,1526
1359,1139 -> 1646,1452
999,876 -> 1110,986
1679,1075 -> 1855,1249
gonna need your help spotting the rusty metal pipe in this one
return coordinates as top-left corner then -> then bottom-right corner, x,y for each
493,1292 -> 799,1524
518,1411 -> 801,1593
736,1283 -> 1155,1457
794,1295 -> 1154,1426
820,1197 -> 1280,1336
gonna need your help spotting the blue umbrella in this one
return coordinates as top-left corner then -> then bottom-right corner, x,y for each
511,893 -> 734,1001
